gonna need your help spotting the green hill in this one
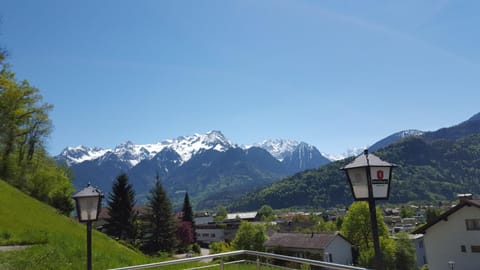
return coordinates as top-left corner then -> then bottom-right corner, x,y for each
0,179 -> 149,270
231,133 -> 480,210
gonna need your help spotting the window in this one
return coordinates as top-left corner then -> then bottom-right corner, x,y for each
202,233 -> 209,237
418,240 -> 424,249
210,234 -> 216,238
465,219 -> 480,230
471,245 -> 480,253
461,245 -> 467,252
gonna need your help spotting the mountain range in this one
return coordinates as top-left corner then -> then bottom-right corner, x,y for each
231,112 -> 480,210
58,113 -> 480,210
56,131 -> 331,209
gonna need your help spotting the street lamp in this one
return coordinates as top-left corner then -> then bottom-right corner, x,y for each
73,183 -> 103,270
448,260 -> 455,270
341,149 -> 396,270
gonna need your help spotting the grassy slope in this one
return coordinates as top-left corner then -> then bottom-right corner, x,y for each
0,179 -> 150,270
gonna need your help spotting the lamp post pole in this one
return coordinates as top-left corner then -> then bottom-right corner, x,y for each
342,149 -> 395,270
365,152 -> 383,270
87,221 -> 92,270
72,183 -> 103,270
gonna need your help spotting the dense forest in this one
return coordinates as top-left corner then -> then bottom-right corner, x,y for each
0,50 -> 74,214
231,128 -> 480,211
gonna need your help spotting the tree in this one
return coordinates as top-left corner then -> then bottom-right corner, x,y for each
176,221 -> 194,251
181,192 -> 196,243
341,202 -> 391,268
425,207 -> 440,224
341,202 -> 389,249
393,232 -> 416,270
358,236 -> 396,269
400,205 -> 415,218
0,54 -> 73,214
231,221 -> 268,251
258,204 -> 275,221
104,173 -> 137,242
142,177 -> 177,254
215,205 -> 227,221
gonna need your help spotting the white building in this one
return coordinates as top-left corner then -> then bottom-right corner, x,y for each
413,198 -> 480,270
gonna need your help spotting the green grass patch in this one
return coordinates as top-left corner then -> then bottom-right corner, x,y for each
0,179 -> 153,269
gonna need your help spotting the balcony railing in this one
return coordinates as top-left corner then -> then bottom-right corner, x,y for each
109,250 -> 369,270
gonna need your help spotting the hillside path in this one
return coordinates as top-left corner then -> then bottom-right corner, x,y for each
0,245 -> 31,252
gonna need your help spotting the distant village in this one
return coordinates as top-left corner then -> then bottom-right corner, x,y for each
95,193 -> 480,269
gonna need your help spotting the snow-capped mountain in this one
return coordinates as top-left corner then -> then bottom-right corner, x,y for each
56,130 -> 333,209
249,139 -> 301,161
247,139 -> 331,173
57,146 -> 110,165
369,129 -> 424,152
57,130 -> 233,167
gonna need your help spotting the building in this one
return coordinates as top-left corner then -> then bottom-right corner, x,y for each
413,196 -> 480,270
264,232 -> 353,266
194,212 -> 214,225
225,211 -> 259,222
410,234 -> 427,269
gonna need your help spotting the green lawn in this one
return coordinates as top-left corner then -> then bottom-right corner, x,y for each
0,179 -> 151,269
0,180 -> 290,270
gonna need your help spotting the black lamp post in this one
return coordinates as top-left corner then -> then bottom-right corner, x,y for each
341,149 -> 396,270
72,183 -> 103,270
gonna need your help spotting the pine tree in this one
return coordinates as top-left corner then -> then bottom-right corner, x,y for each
181,192 -> 196,243
142,176 -> 177,254
182,192 -> 194,222
104,173 -> 137,241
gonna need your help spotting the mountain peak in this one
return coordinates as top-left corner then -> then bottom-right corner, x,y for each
468,112 -> 480,122
57,131 -> 237,166
252,139 -> 300,161
57,145 -> 109,165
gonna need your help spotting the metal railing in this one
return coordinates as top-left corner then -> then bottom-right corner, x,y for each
109,250 -> 369,270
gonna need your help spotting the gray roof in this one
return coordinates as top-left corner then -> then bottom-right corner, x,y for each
72,184 -> 103,199
342,152 -> 395,169
264,232 -> 349,250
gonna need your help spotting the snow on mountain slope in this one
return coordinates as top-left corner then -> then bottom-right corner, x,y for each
249,139 -> 300,161
58,146 -> 110,165
57,130 -> 234,166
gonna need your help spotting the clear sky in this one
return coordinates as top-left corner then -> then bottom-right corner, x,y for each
1,0 -> 479,157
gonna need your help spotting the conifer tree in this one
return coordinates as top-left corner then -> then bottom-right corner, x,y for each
181,192 -> 196,243
182,192 -> 194,223
142,176 -> 177,254
104,173 -> 137,241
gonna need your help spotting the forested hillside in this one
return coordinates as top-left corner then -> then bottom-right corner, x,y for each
0,50 -> 74,214
231,132 -> 480,211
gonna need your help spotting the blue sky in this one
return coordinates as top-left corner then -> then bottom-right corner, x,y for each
1,0 -> 479,156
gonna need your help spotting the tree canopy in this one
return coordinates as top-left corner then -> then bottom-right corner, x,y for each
231,221 -> 268,251
0,50 -> 73,214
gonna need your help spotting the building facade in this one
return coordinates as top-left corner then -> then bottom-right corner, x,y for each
414,199 -> 480,270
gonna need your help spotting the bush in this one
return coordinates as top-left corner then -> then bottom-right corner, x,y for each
191,243 -> 201,254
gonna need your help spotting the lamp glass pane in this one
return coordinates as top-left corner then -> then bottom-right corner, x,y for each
371,167 -> 391,199
78,196 -> 99,221
347,167 -> 369,199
